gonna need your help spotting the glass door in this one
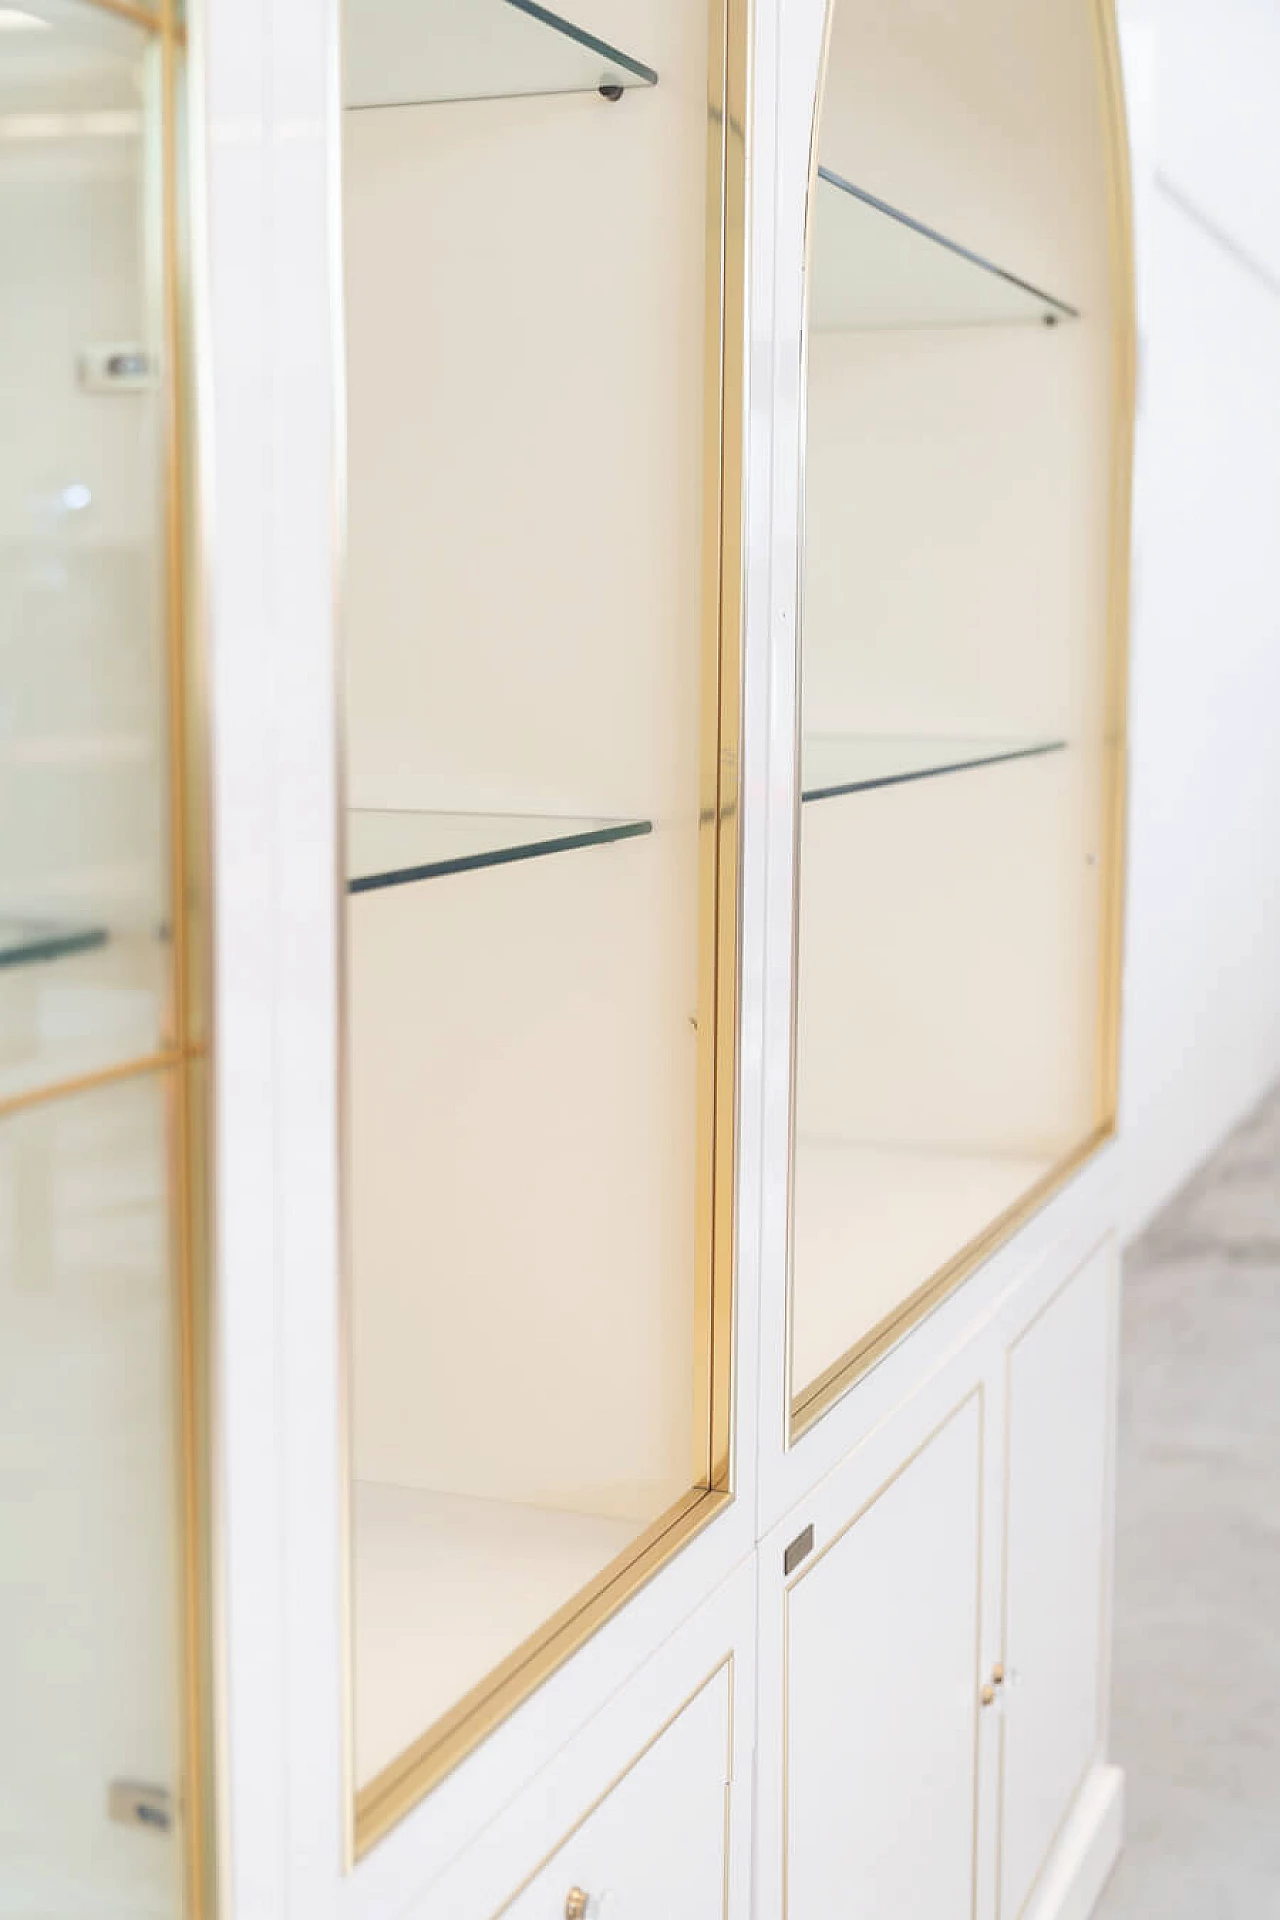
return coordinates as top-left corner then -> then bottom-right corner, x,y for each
338,0 -> 747,1850
0,1 -> 207,1913
787,0 -> 1132,1434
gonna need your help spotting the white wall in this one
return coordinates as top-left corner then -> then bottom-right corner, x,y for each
1118,0 -> 1280,1240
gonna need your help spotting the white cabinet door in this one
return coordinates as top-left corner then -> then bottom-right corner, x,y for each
999,1241 -> 1116,1919
760,1341 -> 1002,1920
501,1663 -> 731,1920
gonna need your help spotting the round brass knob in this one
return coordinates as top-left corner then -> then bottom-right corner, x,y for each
565,1891 -> 590,1920
992,1662 -> 1005,1686
980,1683 -> 996,1707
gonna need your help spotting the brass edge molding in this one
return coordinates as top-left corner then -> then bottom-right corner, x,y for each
490,1655 -> 735,1919
83,0 -> 166,33
0,1047 -> 189,1122
156,0 -> 218,1908
696,0 -> 750,1497
780,1387 -> 984,1920
1091,0 -> 1138,1136
783,0 -> 1136,1450
710,0 -> 750,1498
789,1125 -> 1117,1440
354,1488 -> 732,1856
343,0 -> 751,1854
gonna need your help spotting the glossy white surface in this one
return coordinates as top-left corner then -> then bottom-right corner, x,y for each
1002,1246 -> 1114,1918
353,1483 -> 636,1790
1027,1766 -> 1124,1920
502,1663 -> 729,1920
391,1559 -> 756,1920
785,1394 -> 983,1919
0,1074 -> 181,1920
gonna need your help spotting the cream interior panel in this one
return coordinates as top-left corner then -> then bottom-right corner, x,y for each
349,824 -> 699,1520
342,5 -> 708,823
796,754 -> 1103,1155
814,0 -> 1116,313
803,323 -> 1112,745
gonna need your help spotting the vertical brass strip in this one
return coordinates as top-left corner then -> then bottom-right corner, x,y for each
157,2 -> 215,1912
710,0 -> 749,1492
1091,0 -> 1138,1133
692,0 -> 728,1496
346,0 -> 749,1844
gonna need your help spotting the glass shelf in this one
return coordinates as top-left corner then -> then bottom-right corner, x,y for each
347,808 -> 653,893
808,168 -> 1077,332
0,918 -> 108,971
801,735 -> 1066,804
342,0 -> 658,112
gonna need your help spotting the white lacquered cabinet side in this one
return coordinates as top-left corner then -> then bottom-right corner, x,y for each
998,1239 -> 1120,1919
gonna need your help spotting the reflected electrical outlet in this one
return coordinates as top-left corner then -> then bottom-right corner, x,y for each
78,343 -> 155,392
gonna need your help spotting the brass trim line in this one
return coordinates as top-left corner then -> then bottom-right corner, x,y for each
81,0 -> 167,33
491,1656 -> 735,1918
1091,0 -> 1138,1132
355,1487 -> 732,1854
790,1126 -> 1115,1440
156,0 -> 218,1907
342,0 -> 751,1854
0,1046 -> 189,1123
785,0 -> 1136,1446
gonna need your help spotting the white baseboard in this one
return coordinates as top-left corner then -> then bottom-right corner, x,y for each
1024,1764 -> 1125,1920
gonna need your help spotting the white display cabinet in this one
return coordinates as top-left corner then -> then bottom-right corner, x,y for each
111,0 -> 1137,1911
756,1237 -> 1123,1920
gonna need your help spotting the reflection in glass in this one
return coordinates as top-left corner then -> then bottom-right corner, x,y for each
0,0 -> 169,1104
0,1074 -> 182,1918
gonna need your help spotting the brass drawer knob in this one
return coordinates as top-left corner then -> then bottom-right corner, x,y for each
980,1682 -> 996,1707
565,1892 -> 590,1920
992,1662 -> 1005,1686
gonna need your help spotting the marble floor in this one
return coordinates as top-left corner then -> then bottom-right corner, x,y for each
1095,1083 -> 1280,1919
